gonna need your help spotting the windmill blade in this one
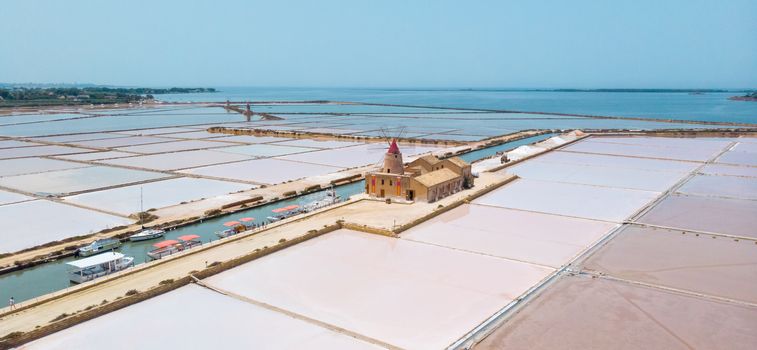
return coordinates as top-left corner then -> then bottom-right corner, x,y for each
378,127 -> 391,144
395,126 -> 407,140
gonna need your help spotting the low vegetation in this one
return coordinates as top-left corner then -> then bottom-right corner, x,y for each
1,331 -> 24,340
130,212 -> 158,224
204,209 -> 222,216
0,86 -> 215,108
50,313 -> 69,322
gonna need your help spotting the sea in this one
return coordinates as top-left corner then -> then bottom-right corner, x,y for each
157,87 -> 757,124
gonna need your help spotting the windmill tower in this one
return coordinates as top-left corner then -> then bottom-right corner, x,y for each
372,127 -> 406,174
383,138 -> 404,175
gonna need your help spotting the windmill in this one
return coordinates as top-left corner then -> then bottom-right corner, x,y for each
367,126 -> 408,168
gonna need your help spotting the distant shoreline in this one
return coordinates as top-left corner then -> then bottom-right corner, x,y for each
349,88 -> 753,93
728,92 -> 757,102
0,87 -> 216,108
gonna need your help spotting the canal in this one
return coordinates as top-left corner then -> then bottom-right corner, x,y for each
457,133 -> 556,163
0,182 -> 365,304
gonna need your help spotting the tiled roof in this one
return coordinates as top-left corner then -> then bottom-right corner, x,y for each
413,168 -> 459,187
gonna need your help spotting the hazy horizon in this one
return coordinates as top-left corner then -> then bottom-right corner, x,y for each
2,84 -> 754,91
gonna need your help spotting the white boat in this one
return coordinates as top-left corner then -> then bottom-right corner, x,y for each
215,228 -> 237,239
263,189 -> 341,223
67,252 -> 134,284
304,187 -> 342,211
129,187 -> 165,242
129,228 -> 165,242
76,238 -> 121,257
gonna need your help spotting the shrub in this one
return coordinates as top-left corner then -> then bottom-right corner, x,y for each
159,279 -> 174,285
204,209 -> 222,216
3,331 -> 24,339
51,313 -> 69,322
125,289 -> 139,296
278,238 -> 286,243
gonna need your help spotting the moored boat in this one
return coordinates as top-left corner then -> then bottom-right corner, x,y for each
129,228 -> 165,242
215,220 -> 247,238
147,235 -> 202,260
147,239 -> 181,260
76,238 -> 121,257
266,204 -> 301,222
129,187 -> 164,242
67,252 -> 134,284
303,186 -> 342,211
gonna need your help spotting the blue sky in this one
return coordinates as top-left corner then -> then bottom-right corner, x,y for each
1,0 -> 755,88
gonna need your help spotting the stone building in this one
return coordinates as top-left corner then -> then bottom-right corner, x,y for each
365,139 -> 474,202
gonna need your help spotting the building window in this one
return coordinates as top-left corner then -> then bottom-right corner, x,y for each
381,179 -> 385,185
389,180 -> 393,186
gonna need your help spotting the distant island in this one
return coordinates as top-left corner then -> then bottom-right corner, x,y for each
0,87 -> 216,108
729,92 -> 757,102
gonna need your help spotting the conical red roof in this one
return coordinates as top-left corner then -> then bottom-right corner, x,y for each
387,139 -> 400,154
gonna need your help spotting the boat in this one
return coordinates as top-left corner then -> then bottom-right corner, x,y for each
129,228 -> 165,242
67,252 -> 134,284
239,217 -> 255,226
303,186 -> 342,211
76,238 -> 121,257
129,187 -> 165,242
147,235 -> 202,260
147,240 -> 182,260
215,220 -> 247,239
266,204 -> 302,222
265,188 -> 342,222
177,234 -> 202,249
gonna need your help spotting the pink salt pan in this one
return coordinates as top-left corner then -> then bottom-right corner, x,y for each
474,276 -> 757,350
205,229 -> 554,350
637,194 -> 757,239
677,174 -> 757,200
582,225 -> 757,304
401,204 -> 617,268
